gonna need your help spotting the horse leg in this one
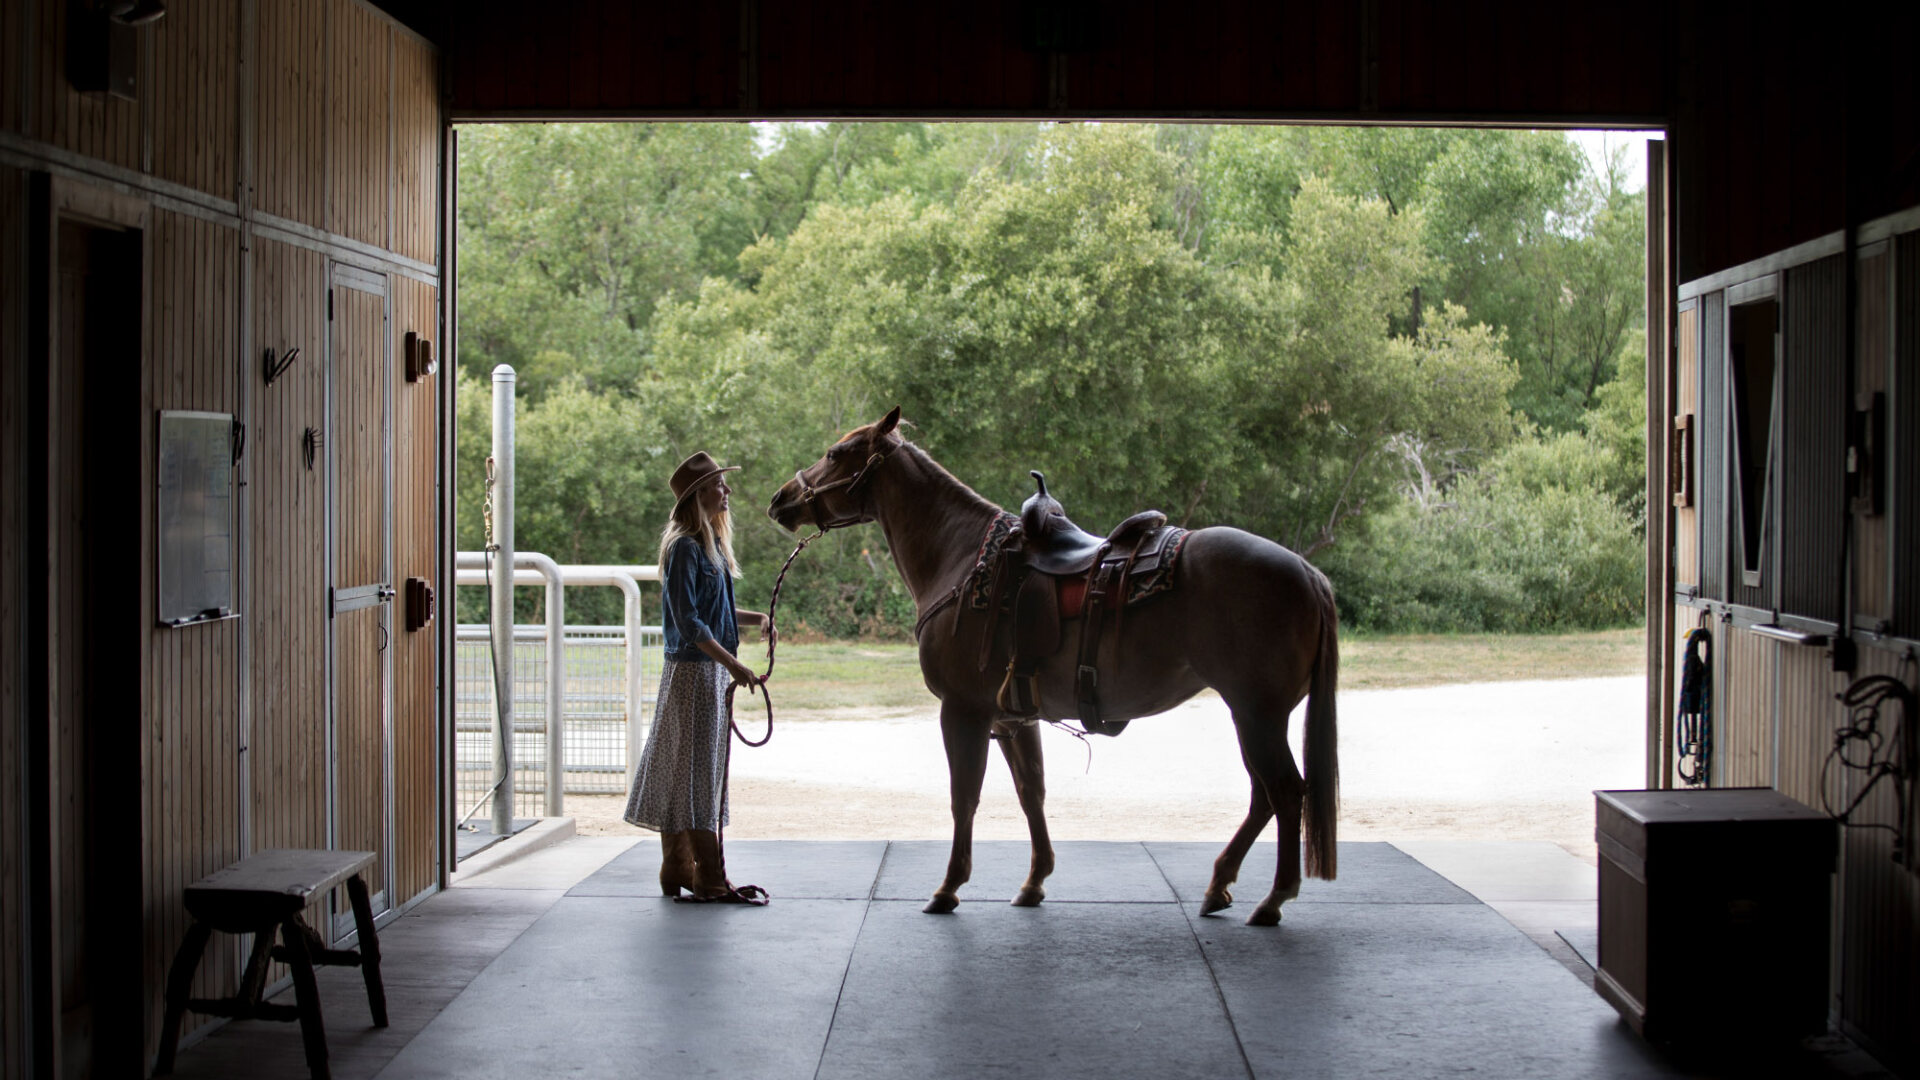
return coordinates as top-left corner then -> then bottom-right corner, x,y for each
993,720 -> 1054,907
1201,779 -> 1274,916
1229,699 -> 1305,926
927,704 -> 992,914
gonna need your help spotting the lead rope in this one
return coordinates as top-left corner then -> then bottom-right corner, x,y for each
724,527 -> 827,747
692,528 -> 828,907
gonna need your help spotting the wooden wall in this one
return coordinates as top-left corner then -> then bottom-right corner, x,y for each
330,0 -> 393,248
1,0 -> 444,1071
151,0 -> 239,198
1854,246 -> 1890,623
143,207 -> 247,1056
392,275 -> 440,902
1673,302 -> 1698,589
1714,625 -> 1774,788
255,0 -> 330,227
1898,234 -> 1920,634
1676,218 -> 1920,1071
1,162 -> 28,1080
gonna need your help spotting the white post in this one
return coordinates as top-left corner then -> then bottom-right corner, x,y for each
524,553 -> 566,817
625,585 -> 644,782
489,365 -> 516,836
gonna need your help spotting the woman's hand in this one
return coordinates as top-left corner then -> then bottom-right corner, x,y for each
728,657 -> 761,695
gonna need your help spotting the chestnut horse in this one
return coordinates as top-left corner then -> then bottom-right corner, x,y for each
767,408 -> 1339,925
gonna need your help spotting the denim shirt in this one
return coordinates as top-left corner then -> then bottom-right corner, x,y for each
661,536 -> 738,662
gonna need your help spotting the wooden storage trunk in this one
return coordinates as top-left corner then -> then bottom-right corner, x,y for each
1594,788 -> 1837,1044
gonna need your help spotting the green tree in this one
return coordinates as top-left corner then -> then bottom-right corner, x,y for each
457,123 -> 761,396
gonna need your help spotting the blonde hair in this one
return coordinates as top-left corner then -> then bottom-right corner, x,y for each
658,488 -> 741,579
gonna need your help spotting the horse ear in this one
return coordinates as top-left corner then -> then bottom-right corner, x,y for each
875,406 -> 901,438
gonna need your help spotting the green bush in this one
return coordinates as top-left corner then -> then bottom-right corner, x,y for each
1322,437 -> 1644,633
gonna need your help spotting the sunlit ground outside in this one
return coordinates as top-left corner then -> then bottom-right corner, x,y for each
565,628 -> 1645,862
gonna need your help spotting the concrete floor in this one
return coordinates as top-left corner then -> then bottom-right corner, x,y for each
163,836 -> 1882,1080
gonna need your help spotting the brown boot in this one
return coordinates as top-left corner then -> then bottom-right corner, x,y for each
686,829 -> 731,898
659,830 -> 697,896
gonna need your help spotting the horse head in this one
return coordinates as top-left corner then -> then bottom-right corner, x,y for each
767,405 -> 903,533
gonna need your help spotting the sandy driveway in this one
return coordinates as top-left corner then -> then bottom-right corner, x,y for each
568,676 -> 1643,865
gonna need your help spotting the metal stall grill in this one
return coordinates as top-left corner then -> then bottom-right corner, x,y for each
455,623 -> 663,821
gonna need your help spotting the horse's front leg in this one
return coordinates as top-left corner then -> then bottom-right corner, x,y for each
926,704 -> 992,914
993,719 -> 1054,906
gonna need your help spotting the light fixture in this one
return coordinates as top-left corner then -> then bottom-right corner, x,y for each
405,332 -> 438,382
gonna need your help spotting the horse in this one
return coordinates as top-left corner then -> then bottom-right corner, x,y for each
766,407 -> 1339,925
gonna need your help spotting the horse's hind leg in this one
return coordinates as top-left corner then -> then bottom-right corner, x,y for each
1227,697 -> 1305,926
927,703 -> 992,914
993,720 -> 1054,906
1202,780 -> 1273,916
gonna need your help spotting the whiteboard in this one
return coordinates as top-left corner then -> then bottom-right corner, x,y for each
157,410 -> 237,627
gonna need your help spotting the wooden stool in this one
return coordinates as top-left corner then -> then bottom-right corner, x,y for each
155,850 -> 389,1079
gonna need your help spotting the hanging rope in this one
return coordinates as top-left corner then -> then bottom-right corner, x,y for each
1676,626 -> 1713,787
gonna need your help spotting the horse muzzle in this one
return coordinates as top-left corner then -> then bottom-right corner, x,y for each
767,482 -> 807,532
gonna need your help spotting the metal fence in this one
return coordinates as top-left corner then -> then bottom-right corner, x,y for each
454,623 -> 663,821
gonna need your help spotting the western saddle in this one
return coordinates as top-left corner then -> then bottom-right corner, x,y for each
983,472 -> 1182,736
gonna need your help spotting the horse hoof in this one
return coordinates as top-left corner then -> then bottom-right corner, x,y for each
923,893 -> 960,914
1199,891 -> 1232,916
1246,906 -> 1282,927
1011,887 -> 1045,907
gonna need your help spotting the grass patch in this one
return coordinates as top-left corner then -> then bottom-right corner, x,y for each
760,626 -> 1645,713
759,641 -> 933,712
1338,626 -> 1645,691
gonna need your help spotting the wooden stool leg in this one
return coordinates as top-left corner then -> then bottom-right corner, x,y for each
346,874 -> 389,1027
279,916 -> 331,1080
154,921 -> 214,1076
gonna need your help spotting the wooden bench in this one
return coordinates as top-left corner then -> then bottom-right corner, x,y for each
155,849 -> 389,1079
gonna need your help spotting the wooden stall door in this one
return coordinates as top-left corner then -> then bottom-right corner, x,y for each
328,267 -> 394,933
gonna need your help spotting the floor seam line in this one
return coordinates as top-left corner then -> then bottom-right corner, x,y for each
812,841 -> 888,1080
1144,842 -> 1256,1080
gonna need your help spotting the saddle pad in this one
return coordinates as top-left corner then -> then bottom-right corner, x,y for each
1122,528 -> 1189,605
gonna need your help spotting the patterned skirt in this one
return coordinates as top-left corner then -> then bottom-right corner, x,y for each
622,657 -> 732,833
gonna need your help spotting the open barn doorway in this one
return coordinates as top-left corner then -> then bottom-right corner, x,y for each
444,121 -> 1663,870
46,193 -> 148,1080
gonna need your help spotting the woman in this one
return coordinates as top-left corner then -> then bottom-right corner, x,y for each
623,450 -> 771,903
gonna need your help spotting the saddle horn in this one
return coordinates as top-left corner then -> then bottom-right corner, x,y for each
1021,471 -> 1064,540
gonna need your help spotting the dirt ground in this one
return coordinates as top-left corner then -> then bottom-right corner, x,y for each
567,676 -> 1644,867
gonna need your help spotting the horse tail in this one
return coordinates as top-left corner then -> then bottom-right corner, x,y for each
1301,564 -> 1340,881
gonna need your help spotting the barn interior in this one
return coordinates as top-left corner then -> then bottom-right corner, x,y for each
2,1 -> 1918,1077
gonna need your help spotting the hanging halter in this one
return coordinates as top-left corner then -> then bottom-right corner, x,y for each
1676,626 -> 1714,787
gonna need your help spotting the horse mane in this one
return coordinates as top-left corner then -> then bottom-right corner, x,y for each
893,437 -> 1004,517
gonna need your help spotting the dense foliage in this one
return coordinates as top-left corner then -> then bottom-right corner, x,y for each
456,122 -> 1646,635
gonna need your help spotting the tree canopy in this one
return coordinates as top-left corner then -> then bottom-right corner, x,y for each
456,121 -> 1647,634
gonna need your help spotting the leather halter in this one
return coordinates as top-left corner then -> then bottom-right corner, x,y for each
791,445 -> 891,531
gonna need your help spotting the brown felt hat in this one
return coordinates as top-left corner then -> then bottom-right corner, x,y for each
668,450 -> 740,513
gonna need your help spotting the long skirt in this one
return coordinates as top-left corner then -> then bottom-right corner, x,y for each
622,657 -> 732,833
